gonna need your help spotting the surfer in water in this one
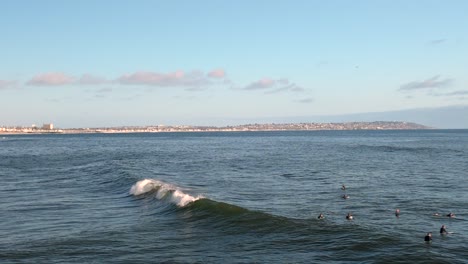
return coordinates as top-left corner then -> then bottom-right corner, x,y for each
395,209 -> 400,217
346,212 -> 353,220
440,225 -> 447,235
424,232 -> 432,242
318,213 -> 325,219
342,194 -> 350,199
341,184 -> 346,190
447,212 -> 455,218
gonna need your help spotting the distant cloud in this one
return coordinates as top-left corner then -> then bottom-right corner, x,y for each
244,78 -> 306,94
117,70 -> 213,87
445,90 -> 468,96
431,90 -> 468,97
27,72 -> 75,86
0,80 -> 17,90
79,74 -> 107,85
291,86 -> 305,92
295,98 -> 314,103
266,84 -> 305,94
25,73 -> 107,86
244,78 -> 276,90
429,39 -> 447,45
399,75 -> 452,91
207,68 -> 226,79
15,69 -> 305,97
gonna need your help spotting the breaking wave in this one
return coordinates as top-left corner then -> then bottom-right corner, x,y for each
129,179 -> 293,230
129,179 -> 203,207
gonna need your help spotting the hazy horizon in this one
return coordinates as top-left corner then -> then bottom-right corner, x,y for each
1,1 -> 467,129
3,104 -> 467,130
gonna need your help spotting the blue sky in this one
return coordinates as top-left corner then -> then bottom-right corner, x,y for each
1,0 -> 467,128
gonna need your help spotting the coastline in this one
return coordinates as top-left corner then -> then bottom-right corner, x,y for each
1,121 -> 432,135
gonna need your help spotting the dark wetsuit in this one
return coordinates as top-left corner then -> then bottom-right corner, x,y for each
424,234 -> 432,242
440,227 -> 447,234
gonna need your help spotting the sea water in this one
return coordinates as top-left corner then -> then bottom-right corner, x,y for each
1,130 -> 467,263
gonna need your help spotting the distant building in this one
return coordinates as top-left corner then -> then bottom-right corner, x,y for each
42,123 -> 54,130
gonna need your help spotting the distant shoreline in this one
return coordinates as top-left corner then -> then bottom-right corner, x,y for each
1,121 -> 432,135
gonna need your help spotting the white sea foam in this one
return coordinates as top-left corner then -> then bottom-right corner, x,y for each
130,179 -> 202,207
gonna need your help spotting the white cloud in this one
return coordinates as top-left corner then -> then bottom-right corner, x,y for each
207,68 -> 226,79
117,70 -> 214,88
244,78 -> 306,94
399,75 -> 452,91
27,72 -> 75,86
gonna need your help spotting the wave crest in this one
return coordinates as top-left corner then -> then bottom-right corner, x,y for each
129,179 -> 202,207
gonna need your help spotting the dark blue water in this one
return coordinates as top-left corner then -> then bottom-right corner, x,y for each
1,130 -> 467,263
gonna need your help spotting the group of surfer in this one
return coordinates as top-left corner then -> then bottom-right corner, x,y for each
424,225 -> 450,242
425,225 -> 449,242
316,185 -> 456,242
342,185 -> 352,219
317,184 -> 353,220
341,184 -> 349,199
424,213 -> 455,242
317,212 -> 353,220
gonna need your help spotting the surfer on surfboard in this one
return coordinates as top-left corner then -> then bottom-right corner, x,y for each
440,225 -> 448,235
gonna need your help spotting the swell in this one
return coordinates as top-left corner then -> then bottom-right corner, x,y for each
353,144 -> 464,154
130,179 -> 307,231
130,179 -> 400,239
128,179 -> 466,263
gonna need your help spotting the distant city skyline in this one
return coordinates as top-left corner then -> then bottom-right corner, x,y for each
1,1 -> 467,128
1,121 -> 429,134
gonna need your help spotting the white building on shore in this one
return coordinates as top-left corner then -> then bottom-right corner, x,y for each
42,123 -> 54,130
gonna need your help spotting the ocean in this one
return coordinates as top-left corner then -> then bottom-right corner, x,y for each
1,130 -> 467,263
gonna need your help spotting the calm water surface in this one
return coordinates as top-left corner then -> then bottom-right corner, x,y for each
1,130 -> 467,263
